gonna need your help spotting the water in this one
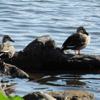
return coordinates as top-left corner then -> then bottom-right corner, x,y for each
0,0 -> 100,99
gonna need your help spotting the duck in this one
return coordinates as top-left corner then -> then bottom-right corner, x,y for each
0,35 -> 16,63
61,26 -> 90,55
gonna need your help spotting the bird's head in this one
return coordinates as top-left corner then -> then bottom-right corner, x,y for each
2,35 -> 16,43
77,26 -> 89,35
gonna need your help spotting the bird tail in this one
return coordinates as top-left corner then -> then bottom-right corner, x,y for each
61,45 -> 75,51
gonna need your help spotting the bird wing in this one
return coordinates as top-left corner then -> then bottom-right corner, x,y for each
0,43 -> 14,53
62,33 -> 86,48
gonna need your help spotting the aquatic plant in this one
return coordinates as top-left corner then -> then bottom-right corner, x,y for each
0,92 -> 24,100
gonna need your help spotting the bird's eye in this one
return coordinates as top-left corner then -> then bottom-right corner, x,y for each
84,30 -> 86,32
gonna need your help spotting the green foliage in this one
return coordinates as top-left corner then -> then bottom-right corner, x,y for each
0,92 -> 24,100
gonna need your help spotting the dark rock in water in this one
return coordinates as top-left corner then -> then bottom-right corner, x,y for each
5,35 -> 58,70
23,90 -> 95,100
23,91 -> 56,100
0,62 -> 29,78
4,35 -> 100,72
47,90 -> 95,100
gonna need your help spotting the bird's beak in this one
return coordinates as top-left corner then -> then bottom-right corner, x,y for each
10,39 -> 16,43
84,31 -> 89,35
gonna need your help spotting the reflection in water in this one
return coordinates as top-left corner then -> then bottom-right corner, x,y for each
1,71 -> 100,100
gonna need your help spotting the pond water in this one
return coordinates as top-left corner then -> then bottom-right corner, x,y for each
0,0 -> 100,99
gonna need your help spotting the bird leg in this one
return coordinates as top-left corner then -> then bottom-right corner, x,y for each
74,50 -> 77,55
78,49 -> 84,55
1,60 -> 6,65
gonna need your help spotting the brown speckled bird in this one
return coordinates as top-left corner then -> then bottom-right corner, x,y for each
0,35 -> 16,63
62,26 -> 90,55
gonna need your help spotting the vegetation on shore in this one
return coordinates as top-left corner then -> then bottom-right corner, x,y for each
0,92 -> 24,100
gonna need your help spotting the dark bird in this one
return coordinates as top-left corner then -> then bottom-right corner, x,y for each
0,35 -> 16,63
62,26 -> 90,55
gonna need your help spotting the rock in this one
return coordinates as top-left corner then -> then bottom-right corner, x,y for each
4,35 -> 100,72
47,90 -> 95,100
23,90 -> 95,100
23,91 -> 56,100
0,62 -> 29,78
5,35 -> 58,71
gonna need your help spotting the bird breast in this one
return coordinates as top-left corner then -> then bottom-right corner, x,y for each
82,33 -> 90,45
79,33 -> 90,50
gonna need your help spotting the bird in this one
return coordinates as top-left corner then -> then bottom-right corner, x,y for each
61,26 -> 90,55
0,35 -> 16,63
